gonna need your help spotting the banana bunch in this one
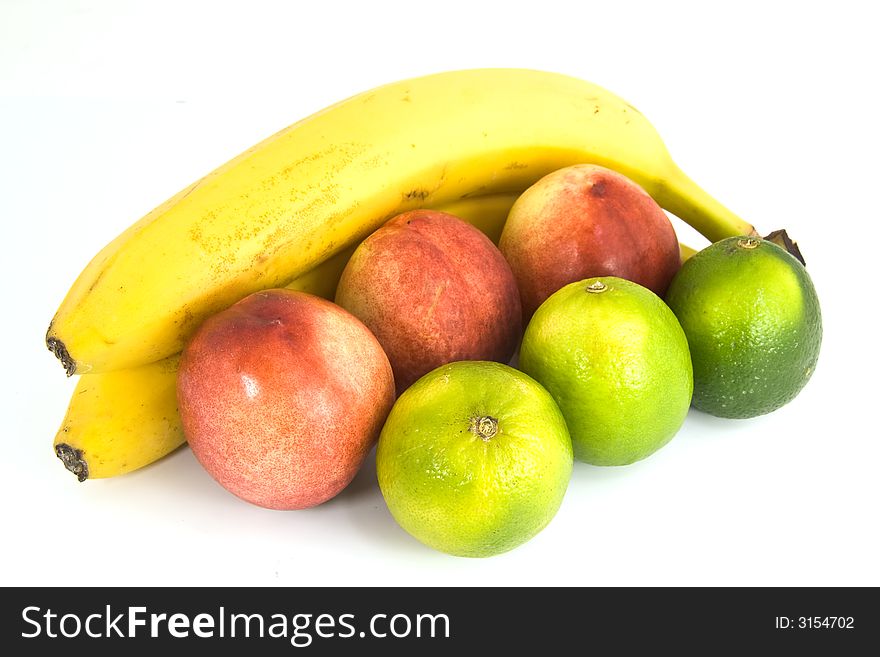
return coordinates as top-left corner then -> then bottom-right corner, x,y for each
49,68 -> 755,480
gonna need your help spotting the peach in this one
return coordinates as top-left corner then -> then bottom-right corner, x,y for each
177,289 -> 395,510
335,210 -> 522,394
499,164 -> 681,319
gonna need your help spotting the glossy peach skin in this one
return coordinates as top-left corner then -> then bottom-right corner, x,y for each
335,210 -> 522,395
499,164 -> 681,320
177,290 -> 395,510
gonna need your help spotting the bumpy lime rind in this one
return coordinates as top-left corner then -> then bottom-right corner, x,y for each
664,236 -> 822,419
376,361 -> 573,558
519,276 -> 693,466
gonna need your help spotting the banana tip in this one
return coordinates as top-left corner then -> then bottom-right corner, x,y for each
55,443 -> 89,482
46,334 -> 76,376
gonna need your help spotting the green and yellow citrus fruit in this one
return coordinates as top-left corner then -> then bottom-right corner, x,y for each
376,361 -> 573,558
519,276 -> 693,466
664,236 -> 822,418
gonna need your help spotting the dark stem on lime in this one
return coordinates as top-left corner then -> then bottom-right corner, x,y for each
56,444 -> 89,482
470,416 -> 498,441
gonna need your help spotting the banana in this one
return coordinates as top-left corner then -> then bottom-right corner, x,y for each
680,243 -> 699,262
54,355 -> 184,481
432,191 -> 520,244
53,193 -> 519,480
47,68 -> 755,376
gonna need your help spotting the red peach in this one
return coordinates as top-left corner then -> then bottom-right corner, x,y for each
177,289 -> 395,510
335,210 -> 522,394
499,164 -> 681,319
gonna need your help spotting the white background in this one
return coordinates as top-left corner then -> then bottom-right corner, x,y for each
2,0 -> 878,586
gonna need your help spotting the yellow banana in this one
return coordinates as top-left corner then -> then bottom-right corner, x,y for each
53,193 -> 519,480
679,243 -> 699,262
433,191 -> 520,244
47,68 -> 755,376
54,355 -> 184,481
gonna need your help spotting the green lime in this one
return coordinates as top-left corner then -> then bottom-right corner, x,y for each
519,276 -> 693,466
664,236 -> 822,418
376,361 -> 572,558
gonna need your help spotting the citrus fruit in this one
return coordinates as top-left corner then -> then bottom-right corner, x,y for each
664,236 -> 822,418
376,360 -> 572,558
519,276 -> 693,466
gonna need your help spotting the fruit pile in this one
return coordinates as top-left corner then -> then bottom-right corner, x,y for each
47,69 -> 822,558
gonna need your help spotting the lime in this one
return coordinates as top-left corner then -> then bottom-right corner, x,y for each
664,236 -> 822,418
376,361 -> 572,558
519,277 -> 693,466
